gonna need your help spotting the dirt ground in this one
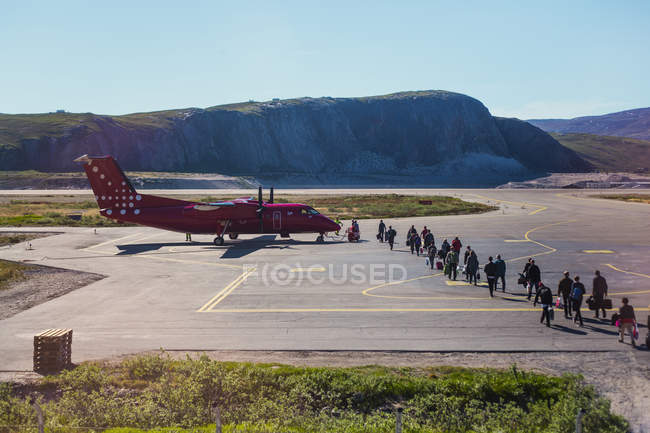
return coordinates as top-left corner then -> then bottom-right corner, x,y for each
0,263 -> 104,320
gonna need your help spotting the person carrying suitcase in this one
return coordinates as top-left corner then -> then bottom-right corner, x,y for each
592,270 -> 608,318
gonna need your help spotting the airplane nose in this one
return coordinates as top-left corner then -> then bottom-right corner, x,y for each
323,217 -> 340,232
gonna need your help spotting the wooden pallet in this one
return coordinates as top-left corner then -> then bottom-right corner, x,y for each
33,329 -> 72,373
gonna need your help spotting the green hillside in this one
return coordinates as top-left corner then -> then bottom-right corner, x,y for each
551,132 -> 650,172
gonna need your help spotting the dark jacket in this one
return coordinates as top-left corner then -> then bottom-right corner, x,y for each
528,264 -> 541,282
494,259 -> 506,277
534,284 -> 553,305
558,276 -> 572,297
387,229 -> 396,242
570,282 -> 585,302
592,275 -> 608,299
466,252 -> 479,273
484,261 -> 497,277
427,246 -> 437,258
378,222 -> 386,233
619,304 -> 636,320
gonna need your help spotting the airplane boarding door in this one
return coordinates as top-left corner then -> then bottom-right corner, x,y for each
273,211 -> 281,231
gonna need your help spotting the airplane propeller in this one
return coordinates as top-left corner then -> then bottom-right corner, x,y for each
257,186 -> 264,233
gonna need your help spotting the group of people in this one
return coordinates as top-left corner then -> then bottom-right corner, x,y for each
376,221 -> 641,345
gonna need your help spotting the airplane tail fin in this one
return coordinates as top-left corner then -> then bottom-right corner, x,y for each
74,155 -> 190,209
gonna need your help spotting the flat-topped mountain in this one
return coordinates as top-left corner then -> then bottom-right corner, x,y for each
0,91 -> 590,186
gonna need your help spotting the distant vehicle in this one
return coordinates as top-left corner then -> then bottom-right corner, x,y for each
74,155 -> 340,245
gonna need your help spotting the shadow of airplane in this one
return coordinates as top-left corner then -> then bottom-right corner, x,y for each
115,235 -> 346,258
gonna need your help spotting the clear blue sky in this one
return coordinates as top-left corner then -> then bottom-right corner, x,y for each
2,0 -> 649,119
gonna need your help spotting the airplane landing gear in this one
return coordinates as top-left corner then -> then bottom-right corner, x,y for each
213,236 -> 225,246
228,233 -> 238,239
316,234 -> 324,243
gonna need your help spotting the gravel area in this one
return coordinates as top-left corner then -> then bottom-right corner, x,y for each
0,263 -> 104,320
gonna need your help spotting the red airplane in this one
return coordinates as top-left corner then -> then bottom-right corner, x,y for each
74,155 -> 340,245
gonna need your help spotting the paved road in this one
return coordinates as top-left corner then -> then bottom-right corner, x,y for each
0,189 -> 648,370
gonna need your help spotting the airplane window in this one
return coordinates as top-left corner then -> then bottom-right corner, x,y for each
307,207 -> 320,215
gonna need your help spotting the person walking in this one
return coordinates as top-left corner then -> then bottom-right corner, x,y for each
387,226 -> 396,250
427,244 -> 437,270
494,255 -> 506,292
558,271 -> 573,319
451,236 -> 462,254
484,256 -> 497,297
466,249 -> 479,285
414,234 -> 422,257
534,281 -> 554,327
334,217 -> 342,235
424,230 -> 434,249
185,232 -> 192,242
463,246 -> 472,280
440,239 -> 450,260
445,249 -> 459,280
592,270 -> 608,318
378,220 -> 386,242
617,297 -> 637,346
409,232 -> 417,254
570,275 -> 586,327
527,260 -> 541,301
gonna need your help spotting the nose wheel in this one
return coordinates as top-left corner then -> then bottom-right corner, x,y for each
213,236 -> 225,246
316,234 -> 324,243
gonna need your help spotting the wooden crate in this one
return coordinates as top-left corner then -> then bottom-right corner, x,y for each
33,329 -> 72,373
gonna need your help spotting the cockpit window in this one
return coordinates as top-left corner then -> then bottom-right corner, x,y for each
306,207 -> 320,215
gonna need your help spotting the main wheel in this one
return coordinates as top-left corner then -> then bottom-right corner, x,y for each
316,235 -> 324,243
213,236 -> 224,246
228,233 -> 238,239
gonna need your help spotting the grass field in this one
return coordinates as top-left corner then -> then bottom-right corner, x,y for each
595,194 -> 650,204
0,354 -> 627,433
552,132 -> 650,172
0,194 -> 496,227
0,259 -> 27,290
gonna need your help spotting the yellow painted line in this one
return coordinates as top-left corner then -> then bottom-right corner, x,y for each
609,289 -> 650,296
197,267 -> 256,312
137,254 -> 243,270
361,273 -> 443,299
506,220 -> 576,263
605,264 -> 650,279
468,193 -> 547,216
206,307 -> 650,313
83,232 -> 143,251
290,267 -> 327,272
583,250 -> 614,254
207,268 -> 256,310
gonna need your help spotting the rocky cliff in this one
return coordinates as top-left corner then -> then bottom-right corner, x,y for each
0,91 -> 591,185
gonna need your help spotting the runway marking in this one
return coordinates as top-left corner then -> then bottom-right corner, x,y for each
583,250 -> 614,254
362,221 -> 573,300
206,307 -> 650,313
445,281 -> 488,287
82,232 -> 143,251
468,193 -> 548,216
506,220 -> 576,263
197,267 -> 257,312
137,254 -> 243,270
290,267 -> 327,272
504,239 -> 529,243
605,264 -> 650,279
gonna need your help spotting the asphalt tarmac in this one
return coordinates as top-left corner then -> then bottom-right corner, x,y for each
1,189 -> 648,371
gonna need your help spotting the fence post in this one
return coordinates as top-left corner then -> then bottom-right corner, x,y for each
395,407 -> 403,433
575,408 -> 586,433
214,406 -> 221,433
32,401 -> 44,433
